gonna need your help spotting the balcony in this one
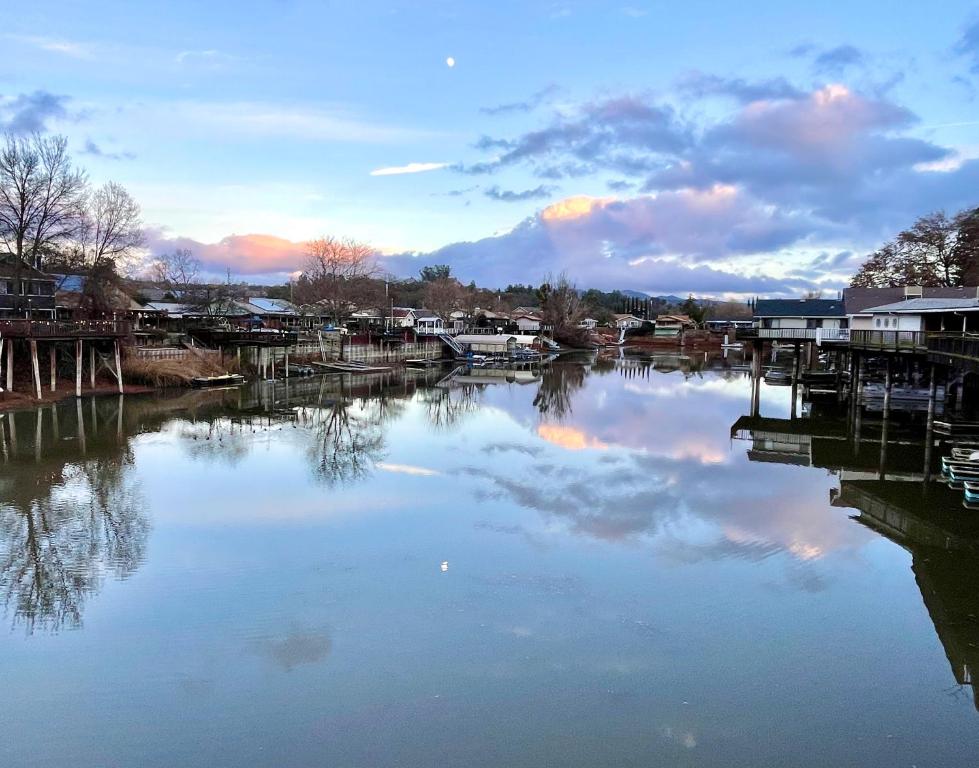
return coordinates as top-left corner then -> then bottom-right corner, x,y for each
0,319 -> 130,338
849,330 -> 927,353
753,328 -> 851,343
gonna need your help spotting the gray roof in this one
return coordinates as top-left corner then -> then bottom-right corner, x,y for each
863,297 -> 979,313
844,286 -> 979,314
754,298 -> 845,318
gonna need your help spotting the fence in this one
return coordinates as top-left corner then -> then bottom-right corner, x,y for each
132,346 -> 223,364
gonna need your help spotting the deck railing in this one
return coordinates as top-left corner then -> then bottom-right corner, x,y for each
849,330 -> 928,352
925,333 -> 979,367
755,328 -> 850,342
0,319 -> 130,338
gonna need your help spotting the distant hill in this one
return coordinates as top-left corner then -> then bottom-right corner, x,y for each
619,290 -> 686,304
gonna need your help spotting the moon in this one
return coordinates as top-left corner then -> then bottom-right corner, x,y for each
446,56 -> 455,68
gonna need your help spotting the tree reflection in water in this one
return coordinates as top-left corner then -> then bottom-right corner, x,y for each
534,361 -> 586,419
422,384 -> 482,430
0,404 -> 148,633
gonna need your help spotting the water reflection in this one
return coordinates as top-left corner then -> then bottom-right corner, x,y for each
4,355 -> 979,765
0,401 -> 148,632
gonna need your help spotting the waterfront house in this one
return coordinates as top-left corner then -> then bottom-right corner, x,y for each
454,333 -> 543,354
511,310 -> 545,333
859,293 -> 979,334
613,313 -> 643,329
578,317 -> 598,330
654,314 -> 696,338
753,298 -> 847,330
0,255 -> 56,318
843,286 -> 979,330
414,312 -> 445,334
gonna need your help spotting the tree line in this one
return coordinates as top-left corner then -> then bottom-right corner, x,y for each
0,132 -> 143,314
851,207 -> 979,288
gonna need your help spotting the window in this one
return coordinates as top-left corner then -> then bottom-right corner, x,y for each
875,318 -> 881,328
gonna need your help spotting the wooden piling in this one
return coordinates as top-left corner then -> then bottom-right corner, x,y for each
113,340 -> 124,393
49,344 -> 56,392
30,340 -> 41,399
75,339 -> 82,397
90,344 -> 96,388
6,340 -> 12,392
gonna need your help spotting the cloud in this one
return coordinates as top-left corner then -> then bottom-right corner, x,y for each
484,184 -> 556,202
145,230 -> 307,277
677,72 -> 804,103
382,186 -> 826,294
175,49 -> 236,68
480,85 -> 560,116
455,94 -> 689,177
9,35 -> 93,59
370,162 -> 448,176
0,90 -> 71,134
955,19 -> 979,72
81,139 -> 135,161
149,100 -> 424,143
251,629 -> 332,671
812,45 -> 865,75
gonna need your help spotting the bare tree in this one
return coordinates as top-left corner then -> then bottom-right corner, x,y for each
0,133 -> 87,269
152,247 -> 201,297
83,181 -> 144,271
295,236 -> 380,326
423,276 -> 462,319
538,273 -> 587,344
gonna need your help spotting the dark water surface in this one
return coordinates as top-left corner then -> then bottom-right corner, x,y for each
2,352 -> 979,767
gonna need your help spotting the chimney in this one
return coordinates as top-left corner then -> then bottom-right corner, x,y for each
904,285 -> 923,298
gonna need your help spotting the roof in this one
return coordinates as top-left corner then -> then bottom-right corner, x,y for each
242,297 -> 299,315
0,254 -> 53,279
844,286 -> 979,315
862,297 -> 979,313
613,313 -> 642,320
656,314 -> 695,324
511,311 -> 543,320
754,298 -> 845,318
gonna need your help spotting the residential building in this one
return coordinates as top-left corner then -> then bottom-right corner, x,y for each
613,313 -> 644,329
753,298 -> 847,330
0,255 -> 56,318
844,286 -> 979,330
654,314 -> 696,337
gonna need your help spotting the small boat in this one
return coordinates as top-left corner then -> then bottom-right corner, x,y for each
764,370 -> 792,385
191,373 -> 245,388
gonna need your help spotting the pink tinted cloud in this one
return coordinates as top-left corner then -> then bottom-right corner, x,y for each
146,231 -> 307,277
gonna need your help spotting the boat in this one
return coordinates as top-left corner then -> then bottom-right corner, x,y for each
764,370 -> 792,385
861,383 -> 945,401
308,361 -> 392,374
191,373 -> 245,388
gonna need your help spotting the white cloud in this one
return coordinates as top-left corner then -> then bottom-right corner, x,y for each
370,162 -> 449,176
9,35 -> 94,59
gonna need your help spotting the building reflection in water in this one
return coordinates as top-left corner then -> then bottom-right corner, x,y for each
733,379 -> 979,709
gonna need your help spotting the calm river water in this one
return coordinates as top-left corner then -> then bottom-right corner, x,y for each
2,351 -> 978,767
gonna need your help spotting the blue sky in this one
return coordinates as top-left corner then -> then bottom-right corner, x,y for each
4,0 -> 979,295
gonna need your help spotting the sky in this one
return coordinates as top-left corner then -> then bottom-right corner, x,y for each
3,0 -> 979,297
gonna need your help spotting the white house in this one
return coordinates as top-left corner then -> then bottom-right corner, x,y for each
578,317 -> 598,330
414,314 -> 445,334
613,313 -> 643,329
511,311 -> 544,333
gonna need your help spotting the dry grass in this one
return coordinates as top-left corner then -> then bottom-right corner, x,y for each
122,354 -> 226,387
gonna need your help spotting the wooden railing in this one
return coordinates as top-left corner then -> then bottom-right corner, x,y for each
0,319 -> 130,338
849,330 -> 928,352
926,333 -> 979,368
755,328 -> 850,342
